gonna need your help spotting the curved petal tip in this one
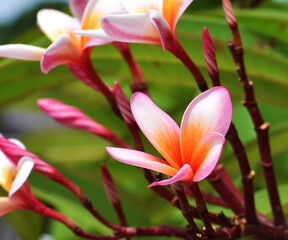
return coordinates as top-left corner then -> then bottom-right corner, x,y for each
9,157 -> 34,197
148,164 -> 193,187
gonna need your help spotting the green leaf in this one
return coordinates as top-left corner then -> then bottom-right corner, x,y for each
4,211 -> 44,240
255,184 -> 288,218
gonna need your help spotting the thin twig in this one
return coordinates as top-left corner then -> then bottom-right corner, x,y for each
202,27 -> 258,224
171,183 -> 201,238
222,0 -> 286,226
167,39 -> 208,92
207,164 -> 244,215
113,42 -> 148,94
189,183 -> 216,238
226,123 -> 258,224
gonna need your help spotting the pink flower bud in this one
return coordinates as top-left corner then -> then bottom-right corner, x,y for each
222,0 -> 242,47
114,82 -> 136,128
202,27 -> 220,86
101,164 -> 120,208
222,0 -> 237,28
37,98 -> 130,148
101,163 -> 128,226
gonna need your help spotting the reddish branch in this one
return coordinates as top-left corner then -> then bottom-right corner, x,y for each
171,183 -> 201,237
203,26 -> 258,225
207,165 -> 244,215
113,42 -> 148,94
222,0 -> 286,226
166,38 -> 208,92
226,123 -> 258,224
189,183 -> 216,238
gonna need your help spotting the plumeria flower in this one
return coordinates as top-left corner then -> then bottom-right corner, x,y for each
0,0 -> 124,90
0,136 -> 85,201
0,145 -> 81,231
77,0 -> 208,91
0,139 -> 35,215
77,0 -> 192,51
106,87 -> 232,187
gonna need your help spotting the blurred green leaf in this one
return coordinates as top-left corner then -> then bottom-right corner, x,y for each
1,2 -> 288,239
5,210 -> 44,240
255,184 -> 288,218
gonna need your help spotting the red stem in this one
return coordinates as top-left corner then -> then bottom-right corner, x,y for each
41,205 -> 188,239
113,42 -> 148,93
207,165 -> 244,215
171,183 -> 201,238
188,183 -> 216,238
226,123 -> 258,224
202,25 -> 258,225
223,0 -> 286,224
167,39 -> 208,92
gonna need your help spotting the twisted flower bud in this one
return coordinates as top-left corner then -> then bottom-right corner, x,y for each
37,98 -> 130,148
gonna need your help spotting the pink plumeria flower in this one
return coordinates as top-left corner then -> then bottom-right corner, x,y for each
0,0 -> 124,89
0,136 -> 85,199
0,142 -> 35,216
77,0 -> 193,51
107,87 -> 232,187
0,146 -> 80,229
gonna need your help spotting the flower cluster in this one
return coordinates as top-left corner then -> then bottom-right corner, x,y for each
1,0 -> 282,239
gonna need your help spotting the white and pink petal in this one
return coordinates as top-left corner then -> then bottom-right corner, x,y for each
148,164 -> 193,187
0,44 -> 45,61
37,9 -> 81,42
74,28 -> 114,44
41,34 -> 81,73
106,147 -> 178,176
180,86 -> 232,165
162,0 -> 193,32
101,12 -> 161,45
9,157 -> 34,198
121,0 -> 163,13
131,92 -> 182,169
149,9 -> 174,50
190,132 -> 225,182
81,0 -> 126,30
69,0 -> 89,20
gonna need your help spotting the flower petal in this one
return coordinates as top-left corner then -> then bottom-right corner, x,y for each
9,157 -> 34,197
101,12 -> 161,45
0,136 -> 49,171
131,92 -> 182,169
69,0 -> 89,20
81,0 -> 126,30
0,150 -> 14,191
180,86 -> 232,165
41,34 -> 80,73
191,133 -> 225,182
74,28 -> 114,42
148,164 -> 193,187
106,147 -> 177,176
149,9 -> 174,50
121,0 -> 162,13
0,197 -> 20,217
162,0 -> 193,32
0,44 -> 45,61
37,9 -> 81,43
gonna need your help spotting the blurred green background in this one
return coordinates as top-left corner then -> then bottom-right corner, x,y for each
1,0 -> 288,239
